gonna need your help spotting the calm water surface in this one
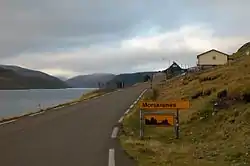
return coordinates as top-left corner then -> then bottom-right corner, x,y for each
0,88 -> 96,118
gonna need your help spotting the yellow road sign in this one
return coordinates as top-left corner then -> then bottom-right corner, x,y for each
140,100 -> 190,110
144,114 -> 174,126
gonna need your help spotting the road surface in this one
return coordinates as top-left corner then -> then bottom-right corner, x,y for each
0,83 -> 149,166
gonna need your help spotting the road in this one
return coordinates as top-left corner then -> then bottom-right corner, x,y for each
0,83 -> 149,166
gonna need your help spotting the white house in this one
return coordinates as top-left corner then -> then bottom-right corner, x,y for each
197,49 -> 229,69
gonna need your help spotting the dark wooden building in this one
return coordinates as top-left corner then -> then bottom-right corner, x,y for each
163,61 -> 187,78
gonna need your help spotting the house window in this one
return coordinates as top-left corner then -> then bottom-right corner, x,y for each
212,56 -> 216,60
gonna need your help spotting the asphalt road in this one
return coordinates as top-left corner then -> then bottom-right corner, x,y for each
0,83 -> 149,166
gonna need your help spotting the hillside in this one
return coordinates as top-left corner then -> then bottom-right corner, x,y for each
105,72 -> 156,89
0,65 -> 69,90
66,73 -> 115,88
120,43 -> 250,166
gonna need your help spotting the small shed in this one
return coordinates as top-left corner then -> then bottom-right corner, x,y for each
197,49 -> 229,69
163,61 -> 186,78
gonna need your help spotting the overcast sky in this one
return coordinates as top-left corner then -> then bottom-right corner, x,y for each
1,0 -> 250,78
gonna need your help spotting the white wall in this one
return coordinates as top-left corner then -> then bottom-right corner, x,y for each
198,50 -> 228,66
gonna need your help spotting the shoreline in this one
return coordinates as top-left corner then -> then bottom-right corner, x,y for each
0,82 -> 146,124
0,87 -> 97,91
0,88 -> 117,124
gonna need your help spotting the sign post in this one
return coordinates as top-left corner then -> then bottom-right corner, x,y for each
175,109 -> 180,139
139,109 -> 144,139
139,100 -> 189,139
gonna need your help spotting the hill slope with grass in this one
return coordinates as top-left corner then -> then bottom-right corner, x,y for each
105,72 -> 156,89
66,73 -> 115,88
120,43 -> 250,166
0,65 -> 69,89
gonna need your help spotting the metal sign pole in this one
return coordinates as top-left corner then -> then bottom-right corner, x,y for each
139,109 -> 144,139
175,109 -> 180,139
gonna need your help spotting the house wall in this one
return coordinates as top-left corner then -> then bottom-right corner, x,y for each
198,50 -> 228,66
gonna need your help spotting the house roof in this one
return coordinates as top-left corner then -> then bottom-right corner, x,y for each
163,61 -> 186,73
197,49 -> 229,58
165,61 -> 180,70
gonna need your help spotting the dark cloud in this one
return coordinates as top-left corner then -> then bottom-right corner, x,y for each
0,0 -> 206,57
1,0 -> 250,76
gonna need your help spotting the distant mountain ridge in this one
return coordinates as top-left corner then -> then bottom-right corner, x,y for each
105,71 -> 156,89
66,73 -> 115,88
0,65 -> 69,90
66,72 -> 157,89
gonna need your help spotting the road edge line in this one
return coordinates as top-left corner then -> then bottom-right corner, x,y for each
0,119 -> 17,126
29,111 -> 45,117
111,127 -> 119,139
110,89 -> 147,139
117,88 -> 148,125
118,116 -> 124,123
120,89 -> 147,120
109,88 -> 147,165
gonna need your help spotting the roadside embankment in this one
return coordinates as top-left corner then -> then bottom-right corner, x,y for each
119,55 -> 250,165
0,88 -> 116,124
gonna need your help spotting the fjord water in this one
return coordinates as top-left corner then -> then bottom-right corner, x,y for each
0,88 -> 96,119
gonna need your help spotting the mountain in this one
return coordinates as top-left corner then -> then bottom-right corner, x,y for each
57,76 -> 68,81
105,71 -> 156,89
66,73 -> 115,88
0,65 -> 69,90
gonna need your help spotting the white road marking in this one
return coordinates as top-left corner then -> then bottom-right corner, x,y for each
118,116 -> 124,123
124,109 -> 130,115
122,89 -> 147,116
0,119 -> 17,126
29,111 -> 45,117
108,149 -> 115,166
54,106 -> 65,110
111,127 -> 119,139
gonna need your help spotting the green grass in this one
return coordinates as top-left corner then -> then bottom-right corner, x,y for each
120,96 -> 250,166
119,53 -> 250,165
80,88 -> 114,100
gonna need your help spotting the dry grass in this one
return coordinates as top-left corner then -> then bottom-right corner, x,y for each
79,89 -> 111,100
120,55 -> 250,166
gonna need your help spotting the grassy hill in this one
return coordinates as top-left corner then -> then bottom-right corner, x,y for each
66,72 -> 156,89
66,73 -> 115,88
120,43 -> 250,166
105,72 -> 156,89
0,65 -> 69,90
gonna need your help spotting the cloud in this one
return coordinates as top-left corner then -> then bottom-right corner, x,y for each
3,24 -> 248,78
1,0 -> 250,78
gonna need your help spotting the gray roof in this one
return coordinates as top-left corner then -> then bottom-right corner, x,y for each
197,49 -> 229,58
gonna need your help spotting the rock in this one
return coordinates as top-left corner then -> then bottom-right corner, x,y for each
217,89 -> 228,99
